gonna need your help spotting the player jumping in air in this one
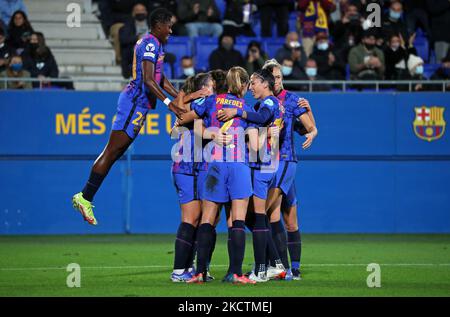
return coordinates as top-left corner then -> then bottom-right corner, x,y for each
72,8 -> 186,225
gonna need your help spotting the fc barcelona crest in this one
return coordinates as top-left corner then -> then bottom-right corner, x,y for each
413,106 -> 446,142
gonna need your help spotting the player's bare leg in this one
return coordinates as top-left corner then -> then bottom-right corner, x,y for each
72,130 -> 133,225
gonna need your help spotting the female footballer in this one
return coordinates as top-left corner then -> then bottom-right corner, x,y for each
71,9 -> 191,225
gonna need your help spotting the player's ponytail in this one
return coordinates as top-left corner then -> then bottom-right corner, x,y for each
226,66 -> 249,98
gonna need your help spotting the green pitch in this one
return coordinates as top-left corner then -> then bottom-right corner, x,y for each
0,234 -> 449,297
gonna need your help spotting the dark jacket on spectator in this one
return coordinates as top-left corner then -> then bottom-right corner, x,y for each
0,40 -> 12,73
178,0 -> 222,23
23,45 -> 59,88
209,39 -> 244,71
383,45 -> 417,80
275,44 -> 307,69
381,14 -> 409,43
310,45 -> 346,80
426,0 -> 450,43
98,0 -> 137,36
7,20 -> 33,52
119,18 -> 145,78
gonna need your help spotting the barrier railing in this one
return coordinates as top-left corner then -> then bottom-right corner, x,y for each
1,77 -> 449,92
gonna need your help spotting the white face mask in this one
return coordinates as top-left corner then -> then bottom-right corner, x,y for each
415,65 -> 424,75
317,42 -> 329,51
281,65 -> 293,76
289,41 -> 301,49
305,67 -> 317,77
391,43 -> 400,51
183,67 -> 195,77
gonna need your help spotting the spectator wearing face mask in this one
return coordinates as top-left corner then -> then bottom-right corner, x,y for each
400,54 -> 428,91
430,51 -> 450,91
280,57 -> 303,91
298,58 -> 331,91
0,27 -> 12,73
208,34 -> 244,71
381,1 -> 409,44
384,33 -> 417,80
309,31 -> 345,80
275,31 -> 307,71
119,3 -> 150,78
298,0 -> 337,57
0,53 -> 31,89
244,40 -> 268,75
178,56 -> 201,79
348,28 -> 385,80
22,32 -> 59,88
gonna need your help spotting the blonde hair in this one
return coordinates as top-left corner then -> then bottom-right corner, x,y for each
181,75 -> 196,94
226,66 -> 249,97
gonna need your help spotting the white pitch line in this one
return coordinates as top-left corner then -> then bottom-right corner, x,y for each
1,263 -> 450,271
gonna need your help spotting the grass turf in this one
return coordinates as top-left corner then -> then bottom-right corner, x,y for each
0,234 -> 449,297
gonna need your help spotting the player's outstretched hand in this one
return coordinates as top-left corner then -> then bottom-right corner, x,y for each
298,98 -> 311,111
217,108 -> 237,121
190,87 -> 211,100
169,101 -> 187,119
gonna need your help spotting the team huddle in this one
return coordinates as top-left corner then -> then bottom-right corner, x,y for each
71,8 -> 318,284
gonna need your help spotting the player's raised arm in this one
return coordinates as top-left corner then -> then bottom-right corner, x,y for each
142,60 -> 186,117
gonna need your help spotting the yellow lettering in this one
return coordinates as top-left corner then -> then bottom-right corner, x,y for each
78,107 -> 91,135
166,113 -> 174,134
92,113 -> 106,135
146,113 -> 159,135
56,113 -> 76,135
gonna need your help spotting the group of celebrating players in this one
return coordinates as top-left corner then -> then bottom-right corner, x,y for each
71,8 -> 318,285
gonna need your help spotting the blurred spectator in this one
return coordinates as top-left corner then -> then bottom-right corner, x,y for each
298,0 -> 336,56
348,29 -> 385,80
280,57 -> 303,90
147,0 -> 186,35
0,0 -> 27,27
6,10 -> 33,54
179,56 -> 201,79
402,54 -> 428,91
330,3 -> 363,50
177,0 -> 223,38
209,34 -> 244,70
426,0 -> 450,63
255,0 -> 291,37
384,33 -> 417,80
244,40 -> 268,74
310,32 -> 345,79
98,0 -> 137,64
222,0 -> 256,37
403,0 -> 431,38
22,32 -> 59,88
0,54 -> 31,89
0,26 -> 12,73
298,58 -> 331,91
119,3 -> 149,79
381,1 -> 409,43
430,51 -> 450,91
275,31 -> 307,71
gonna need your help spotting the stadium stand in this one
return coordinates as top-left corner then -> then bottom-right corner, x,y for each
24,0 -> 123,91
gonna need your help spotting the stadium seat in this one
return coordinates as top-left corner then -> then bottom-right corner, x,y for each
414,34 -> 429,62
263,37 -> 285,59
288,12 -> 297,32
215,0 -> 226,20
194,36 -> 219,71
424,63 -> 440,79
164,36 -> 192,78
